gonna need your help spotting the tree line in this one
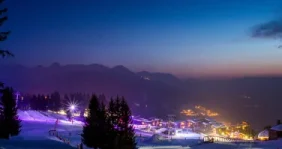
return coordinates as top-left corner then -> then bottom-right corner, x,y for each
18,92 -> 106,115
82,95 -> 136,149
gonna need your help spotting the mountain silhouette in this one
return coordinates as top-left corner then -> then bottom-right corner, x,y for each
2,63 -> 282,129
0,63 -> 184,118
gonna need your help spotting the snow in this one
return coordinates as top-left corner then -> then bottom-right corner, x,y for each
0,120 -> 78,149
2,110 -> 282,149
2,110 -> 205,148
258,129 -> 269,139
0,110 -> 83,149
271,124 -> 282,131
0,139 -> 75,149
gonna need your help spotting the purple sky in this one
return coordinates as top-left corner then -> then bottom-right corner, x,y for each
2,0 -> 282,77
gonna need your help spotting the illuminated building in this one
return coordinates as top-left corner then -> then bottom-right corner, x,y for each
180,109 -> 198,116
181,105 -> 219,117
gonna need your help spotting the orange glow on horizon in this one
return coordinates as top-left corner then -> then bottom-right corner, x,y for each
161,63 -> 282,78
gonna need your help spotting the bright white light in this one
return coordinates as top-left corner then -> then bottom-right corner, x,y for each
63,99 -> 80,112
70,105 -> 76,111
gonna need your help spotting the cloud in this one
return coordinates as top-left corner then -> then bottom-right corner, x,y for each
251,18 -> 282,39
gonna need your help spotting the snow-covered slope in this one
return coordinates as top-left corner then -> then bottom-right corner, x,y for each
0,111 -> 84,149
0,120 -> 80,149
0,139 -> 75,149
3,110 -> 282,149
271,124 -> 282,131
18,110 -> 83,125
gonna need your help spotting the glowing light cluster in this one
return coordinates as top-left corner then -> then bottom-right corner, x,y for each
214,121 -> 253,141
180,109 -> 198,116
195,105 -> 219,117
181,105 -> 219,117
206,110 -> 219,117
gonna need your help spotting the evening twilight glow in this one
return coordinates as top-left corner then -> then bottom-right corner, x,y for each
3,0 -> 282,78
3,1 -> 282,148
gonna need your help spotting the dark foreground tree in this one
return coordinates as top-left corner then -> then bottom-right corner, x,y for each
0,87 -> 21,139
108,96 -> 136,149
107,98 -> 119,148
81,94 -> 111,149
117,97 -> 136,149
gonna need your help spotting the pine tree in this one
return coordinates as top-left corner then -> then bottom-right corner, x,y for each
118,97 -> 136,149
107,98 -> 119,148
50,91 -> 61,112
100,101 -> 113,149
81,94 -> 104,149
107,97 -> 136,149
108,97 -> 120,130
30,95 -> 37,110
39,95 -> 47,111
0,87 -> 21,139
37,95 -> 42,110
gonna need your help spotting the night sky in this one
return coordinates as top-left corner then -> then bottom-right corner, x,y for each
3,0 -> 282,77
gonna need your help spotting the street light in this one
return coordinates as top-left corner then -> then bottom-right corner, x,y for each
70,105 -> 76,111
68,104 -> 76,125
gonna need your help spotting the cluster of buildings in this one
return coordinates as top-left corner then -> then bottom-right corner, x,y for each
258,124 -> 282,141
214,121 -> 254,140
131,115 -> 256,141
131,115 -> 224,135
181,106 -> 219,117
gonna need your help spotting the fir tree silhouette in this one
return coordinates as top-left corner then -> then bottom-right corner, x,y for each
0,87 -> 21,139
81,94 -> 109,149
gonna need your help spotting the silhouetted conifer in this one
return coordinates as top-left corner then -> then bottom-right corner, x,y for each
0,87 -> 21,139
107,97 -> 136,149
50,91 -> 61,112
117,97 -> 136,149
81,94 -> 110,149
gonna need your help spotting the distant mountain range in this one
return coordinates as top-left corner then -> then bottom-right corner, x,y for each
1,63 -> 282,130
0,63 -> 186,118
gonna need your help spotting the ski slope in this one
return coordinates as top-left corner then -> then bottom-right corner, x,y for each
0,110 -> 84,149
0,120 -> 78,149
